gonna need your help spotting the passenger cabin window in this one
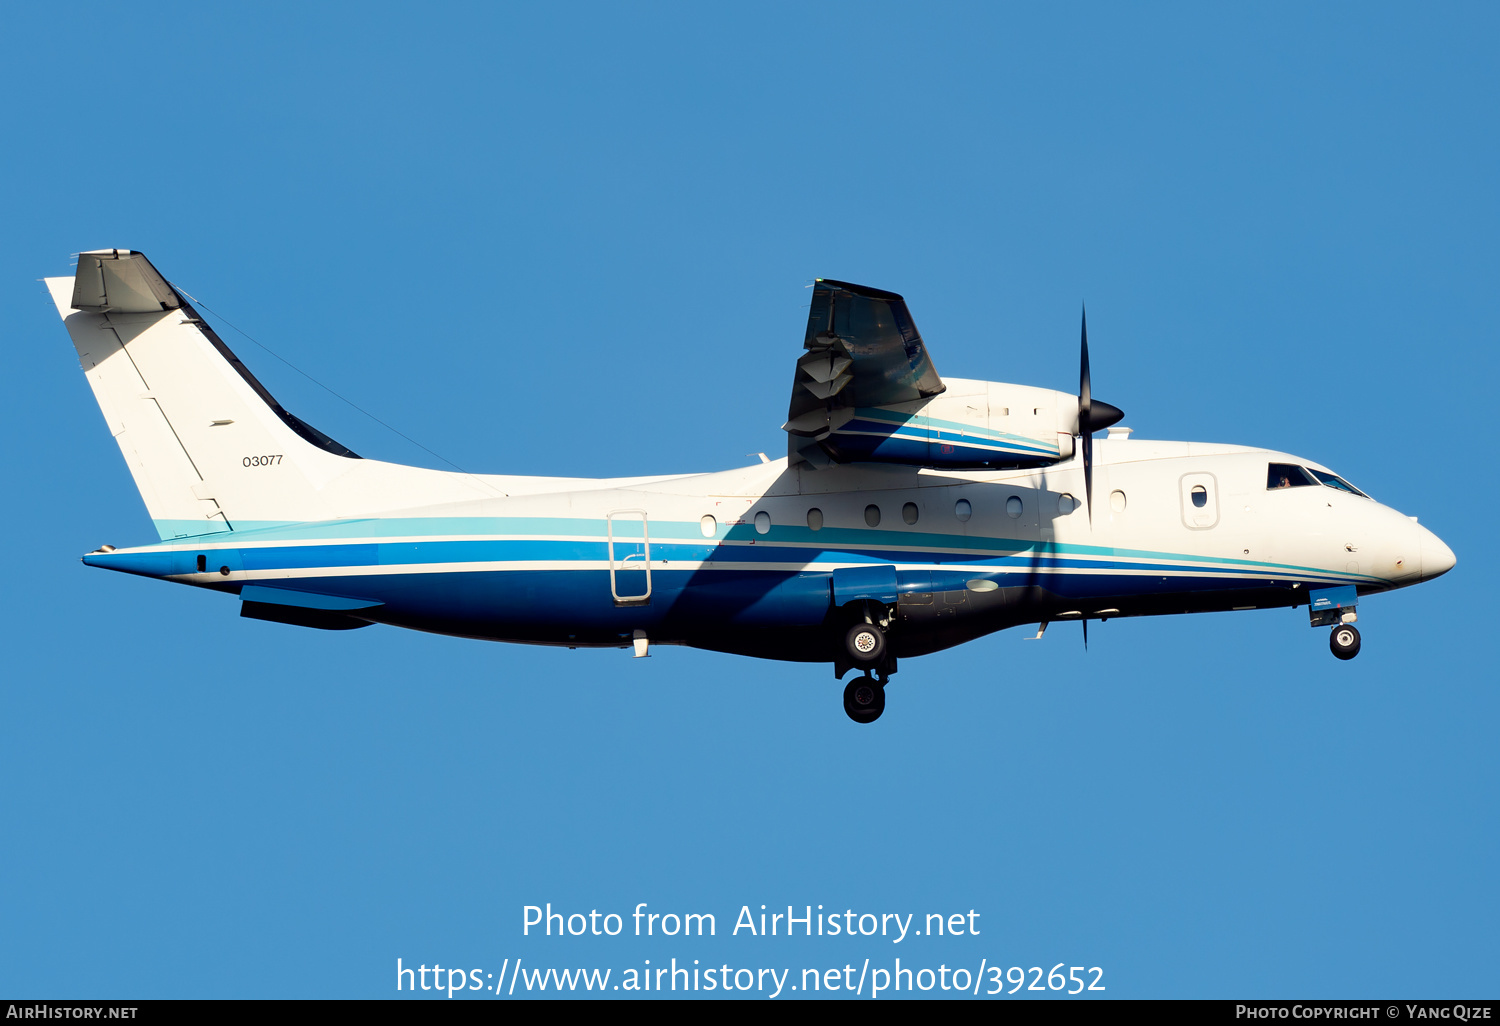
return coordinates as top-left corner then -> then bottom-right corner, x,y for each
1267,463 -> 1318,490
902,502 -> 919,525
754,511 -> 770,534
699,515 -> 717,538
864,504 -> 881,527
1308,469 -> 1369,498
1181,473 -> 1219,528
954,499 -> 972,522
1005,496 -> 1022,518
806,508 -> 823,531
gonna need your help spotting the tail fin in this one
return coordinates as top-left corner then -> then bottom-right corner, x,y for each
47,249 -> 361,539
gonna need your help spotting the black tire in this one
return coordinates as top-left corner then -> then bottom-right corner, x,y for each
845,622 -> 887,665
1330,624 -> 1361,660
843,677 -> 886,723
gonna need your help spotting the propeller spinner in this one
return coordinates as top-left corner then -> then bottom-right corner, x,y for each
1077,307 -> 1124,523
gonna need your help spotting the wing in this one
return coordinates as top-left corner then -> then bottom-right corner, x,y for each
784,279 -> 945,466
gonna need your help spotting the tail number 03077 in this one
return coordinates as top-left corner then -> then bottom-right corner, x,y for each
242,455 -> 284,467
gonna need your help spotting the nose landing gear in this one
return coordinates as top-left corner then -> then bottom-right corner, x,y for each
1330,624 -> 1361,660
1308,585 -> 1362,661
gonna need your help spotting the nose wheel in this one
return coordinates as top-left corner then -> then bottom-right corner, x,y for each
1330,624 -> 1361,660
843,675 -> 886,723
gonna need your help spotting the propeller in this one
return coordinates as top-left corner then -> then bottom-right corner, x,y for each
1076,306 -> 1124,524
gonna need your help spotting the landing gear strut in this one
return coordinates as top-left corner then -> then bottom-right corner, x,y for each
843,674 -> 886,723
1330,624 -> 1361,660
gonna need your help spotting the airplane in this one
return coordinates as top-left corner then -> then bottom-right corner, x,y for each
45,250 -> 1456,723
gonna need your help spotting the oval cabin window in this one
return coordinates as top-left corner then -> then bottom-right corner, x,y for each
902,502 -> 919,525
1059,493 -> 1077,514
864,504 -> 881,527
700,515 -> 716,538
1110,490 -> 1127,513
806,508 -> 823,531
954,499 -> 972,522
1005,496 -> 1022,518
754,510 -> 771,534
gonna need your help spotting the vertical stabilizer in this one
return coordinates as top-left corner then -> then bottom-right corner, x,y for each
47,250 -> 362,539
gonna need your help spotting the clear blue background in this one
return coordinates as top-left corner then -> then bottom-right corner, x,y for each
2,1 -> 1495,999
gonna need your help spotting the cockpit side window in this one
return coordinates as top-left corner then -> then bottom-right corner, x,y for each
1267,463 -> 1317,490
1308,468 -> 1368,498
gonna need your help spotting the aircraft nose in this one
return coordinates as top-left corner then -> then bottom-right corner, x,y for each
1420,527 -> 1456,582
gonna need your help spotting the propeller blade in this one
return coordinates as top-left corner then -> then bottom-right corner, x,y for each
1079,306 -> 1091,421
1073,309 -> 1125,521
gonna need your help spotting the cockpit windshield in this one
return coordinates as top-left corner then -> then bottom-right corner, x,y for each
1307,468 -> 1368,498
1266,462 -> 1369,498
1267,463 -> 1317,489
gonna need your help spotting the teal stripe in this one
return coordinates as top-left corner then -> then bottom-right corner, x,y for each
151,519 -> 241,540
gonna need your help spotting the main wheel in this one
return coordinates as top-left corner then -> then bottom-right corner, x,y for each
843,676 -> 886,723
845,622 -> 887,665
1330,624 -> 1361,660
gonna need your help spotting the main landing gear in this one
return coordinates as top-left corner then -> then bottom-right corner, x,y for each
843,673 -> 886,723
839,606 -> 895,723
845,622 -> 886,665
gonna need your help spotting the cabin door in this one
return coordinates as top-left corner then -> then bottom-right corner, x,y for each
606,509 -> 652,605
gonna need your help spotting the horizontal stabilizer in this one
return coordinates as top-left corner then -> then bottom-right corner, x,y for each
72,250 -> 181,313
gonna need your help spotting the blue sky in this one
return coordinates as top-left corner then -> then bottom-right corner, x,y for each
2,2 -> 1495,999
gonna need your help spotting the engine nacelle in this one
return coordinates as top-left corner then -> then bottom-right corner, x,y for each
816,377 -> 1080,470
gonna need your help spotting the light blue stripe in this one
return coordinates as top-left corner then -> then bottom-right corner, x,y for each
130,518 -> 1382,585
